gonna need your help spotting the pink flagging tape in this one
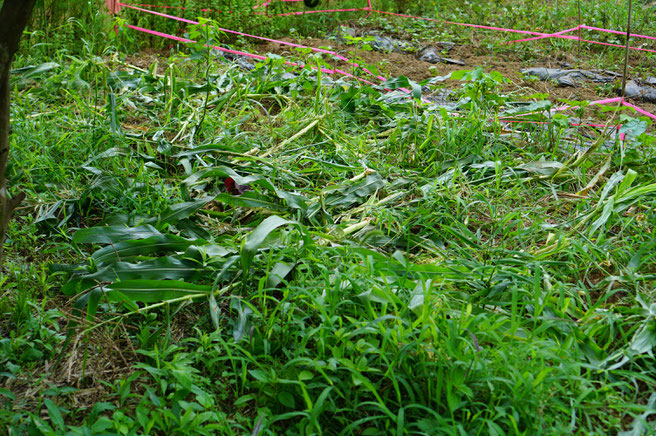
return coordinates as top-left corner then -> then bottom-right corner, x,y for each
372,10 -> 546,36
119,2 -> 386,83
501,97 -> 624,119
252,2 -> 656,50
502,119 -> 622,130
368,9 -> 656,53
123,21 -> 436,104
581,25 -> 656,41
588,97 -> 624,106
128,3 -> 224,13
269,8 -> 369,17
119,3 -> 197,24
126,24 -> 268,60
577,37 -> 656,54
622,101 -> 656,121
508,26 -> 580,44
118,2 -> 655,118
506,25 -> 656,53
255,3 -> 656,52
499,96 -> 656,125
123,23 -> 397,89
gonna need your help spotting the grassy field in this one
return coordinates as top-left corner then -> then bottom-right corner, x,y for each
1,0 -> 655,434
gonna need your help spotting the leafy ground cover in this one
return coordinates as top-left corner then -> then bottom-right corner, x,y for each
1,0 -> 656,434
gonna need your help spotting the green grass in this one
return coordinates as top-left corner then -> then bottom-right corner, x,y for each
1,0 -> 656,434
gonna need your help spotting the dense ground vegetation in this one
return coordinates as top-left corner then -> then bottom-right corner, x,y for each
1,0 -> 655,434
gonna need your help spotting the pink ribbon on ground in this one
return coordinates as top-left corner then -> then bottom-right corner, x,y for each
580,25 -> 656,41
372,9 -> 547,36
505,25 -> 656,53
507,26 -> 581,43
122,24 -> 394,90
118,2 -> 387,82
122,20 -> 433,103
623,101 -> 656,121
499,96 -> 656,123
117,2 -> 656,121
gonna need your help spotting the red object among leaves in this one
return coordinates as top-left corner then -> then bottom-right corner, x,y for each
224,178 -> 251,195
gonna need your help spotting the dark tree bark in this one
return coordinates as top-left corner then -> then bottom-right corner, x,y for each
0,0 -> 38,267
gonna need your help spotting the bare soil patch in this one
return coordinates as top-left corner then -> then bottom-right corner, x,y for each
256,34 -> 656,117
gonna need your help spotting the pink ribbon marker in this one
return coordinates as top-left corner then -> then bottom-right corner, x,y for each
115,1 -> 656,120
118,3 -> 387,83
580,25 -> 656,41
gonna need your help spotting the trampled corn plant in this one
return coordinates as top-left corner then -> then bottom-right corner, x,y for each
12,25 -> 654,433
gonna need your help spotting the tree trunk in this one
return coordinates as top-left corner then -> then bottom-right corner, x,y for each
0,0 -> 38,267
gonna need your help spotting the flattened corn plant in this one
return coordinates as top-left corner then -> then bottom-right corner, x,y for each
4,24 -> 656,435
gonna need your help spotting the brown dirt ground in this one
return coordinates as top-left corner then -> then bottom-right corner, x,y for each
122,33 -> 656,127
256,35 -> 656,121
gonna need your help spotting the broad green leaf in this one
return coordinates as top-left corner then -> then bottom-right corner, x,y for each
382,75 -> 422,100
241,216 -> 294,272
589,196 -> 615,235
597,171 -> 625,206
92,234 -> 199,264
216,192 -> 287,211
627,240 -> 656,271
82,257 -> 202,283
184,244 -> 237,263
618,392 -> 656,436
249,369 -> 270,383
614,169 -> 637,199
501,100 -> 552,115
518,160 -> 563,177
630,322 -> 656,355
11,62 -> 60,79
616,183 -> 656,204
75,279 -> 213,319
409,280 -> 432,313
74,225 -> 162,245
209,293 -> 221,330
157,196 -> 215,226
618,117 -> 648,140
109,93 -> 120,136
267,261 -> 295,288
358,285 -> 401,305
61,277 -> 98,296
44,398 -> 65,431
232,299 -> 253,342
274,189 -> 309,212
183,166 -> 274,190
309,386 -> 334,423
278,391 -> 296,408
324,173 -> 386,208
186,166 -> 308,212
104,279 -> 212,297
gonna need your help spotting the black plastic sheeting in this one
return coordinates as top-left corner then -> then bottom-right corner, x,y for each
416,46 -> 465,66
334,27 -> 464,65
622,81 -> 656,103
521,67 -> 617,87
